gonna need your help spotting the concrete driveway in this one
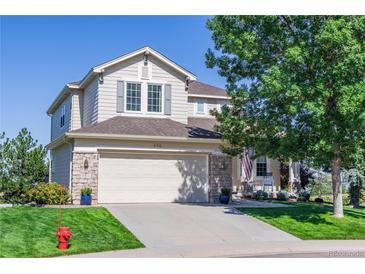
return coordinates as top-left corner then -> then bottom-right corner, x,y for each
106,203 -> 298,247
75,203 -> 298,257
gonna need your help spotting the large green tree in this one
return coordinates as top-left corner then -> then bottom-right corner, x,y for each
206,16 -> 365,217
0,128 -> 48,203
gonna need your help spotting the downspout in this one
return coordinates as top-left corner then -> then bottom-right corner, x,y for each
64,135 -> 74,194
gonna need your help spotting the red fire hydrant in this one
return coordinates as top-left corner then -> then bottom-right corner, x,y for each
56,185 -> 72,250
56,226 -> 73,249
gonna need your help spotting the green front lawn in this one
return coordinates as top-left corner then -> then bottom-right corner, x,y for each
0,206 -> 144,257
237,203 -> 365,240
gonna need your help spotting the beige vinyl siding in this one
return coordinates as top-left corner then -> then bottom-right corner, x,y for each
97,53 -> 188,124
188,97 -> 229,117
51,95 -> 71,141
71,90 -> 83,130
270,158 -> 281,190
150,56 -> 187,124
253,158 -> 281,191
51,143 -> 72,188
73,138 -> 222,154
83,78 -> 98,126
187,97 -> 195,116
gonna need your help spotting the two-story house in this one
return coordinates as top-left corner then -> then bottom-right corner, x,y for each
47,46 -> 282,204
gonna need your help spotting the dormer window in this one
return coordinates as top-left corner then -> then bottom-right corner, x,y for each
60,104 -> 66,128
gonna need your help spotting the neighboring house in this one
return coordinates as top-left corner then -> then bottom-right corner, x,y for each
47,46 -> 282,204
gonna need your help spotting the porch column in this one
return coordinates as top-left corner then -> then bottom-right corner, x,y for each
288,158 -> 294,192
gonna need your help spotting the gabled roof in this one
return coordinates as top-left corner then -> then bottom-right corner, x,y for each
68,116 -> 221,139
47,47 -> 229,115
94,46 -> 196,80
72,46 -> 197,90
47,46 -> 198,115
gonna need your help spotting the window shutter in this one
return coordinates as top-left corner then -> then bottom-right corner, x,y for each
164,84 -> 171,115
117,81 -> 125,113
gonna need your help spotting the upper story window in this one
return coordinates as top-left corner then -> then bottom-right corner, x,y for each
60,104 -> 66,128
195,100 -> 206,115
256,156 -> 267,177
126,82 -> 141,111
148,84 -> 162,113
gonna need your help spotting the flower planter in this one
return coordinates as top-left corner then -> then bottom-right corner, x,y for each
219,194 -> 230,204
80,194 -> 92,205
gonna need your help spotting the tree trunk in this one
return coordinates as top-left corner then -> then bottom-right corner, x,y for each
331,155 -> 344,218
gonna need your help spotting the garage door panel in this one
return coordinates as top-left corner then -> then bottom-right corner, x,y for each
98,153 -> 208,203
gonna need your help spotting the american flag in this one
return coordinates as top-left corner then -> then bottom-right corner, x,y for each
241,149 -> 253,182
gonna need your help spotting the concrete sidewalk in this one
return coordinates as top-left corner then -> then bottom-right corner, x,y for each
69,240 -> 365,258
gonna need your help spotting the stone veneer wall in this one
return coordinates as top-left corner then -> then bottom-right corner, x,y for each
71,152 -> 99,204
208,154 -> 232,203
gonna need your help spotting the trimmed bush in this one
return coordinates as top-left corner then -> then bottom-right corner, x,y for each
254,190 -> 269,200
26,182 -> 70,205
314,197 -> 324,203
309,193 -> 364,205
276,190 -> 289,201
298,191 -> 310,202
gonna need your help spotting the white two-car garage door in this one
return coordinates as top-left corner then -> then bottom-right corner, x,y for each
98,152 -> 209,203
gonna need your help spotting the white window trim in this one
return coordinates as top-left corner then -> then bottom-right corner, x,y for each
253,156 -> 271,179
146,83 -> 164,114
124,81 -> 143,113
123,79 -> 167,115
194,99 -> 207,115
60,104 -> 66,128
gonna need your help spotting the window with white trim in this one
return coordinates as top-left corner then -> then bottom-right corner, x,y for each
196,100 -> 205,114
256,156 -> 267,177
60,104 -> 66,128
126,82 -> 141,111
147,84 -> 162,113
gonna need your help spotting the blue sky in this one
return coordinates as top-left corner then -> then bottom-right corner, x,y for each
0,16 -> 225,146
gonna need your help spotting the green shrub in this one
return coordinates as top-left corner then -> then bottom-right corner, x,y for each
276,190 -> 289,201
344,169 -> 364,208
254,190 -> 269,200
81,187 -> 92,196
220,187 -> 231,196
26,182 -> 70,205
342,194 -> 350,206
0,177 -> 32,204
314,197 -> 324,203
298,191 -> 310,202
310,173 -> 333,197
309,194 -> 363,205
0,129 -> 49,204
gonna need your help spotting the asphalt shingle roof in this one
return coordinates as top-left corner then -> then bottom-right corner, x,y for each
70,116 -> 221,139
187,81 -> 227,97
